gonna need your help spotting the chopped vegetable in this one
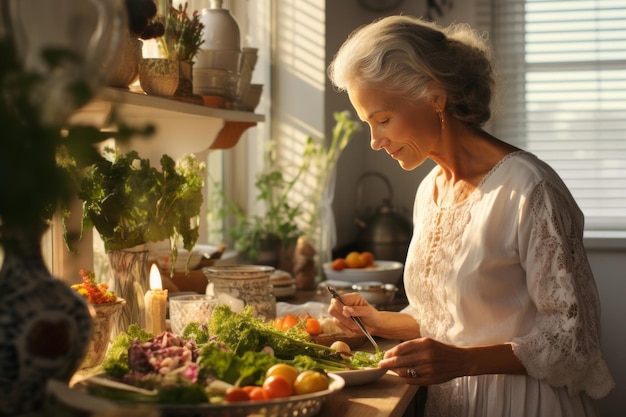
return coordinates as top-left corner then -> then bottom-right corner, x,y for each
101,324 -> 154,378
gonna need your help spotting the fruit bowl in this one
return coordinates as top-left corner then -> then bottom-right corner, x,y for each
322,260 -> 404,285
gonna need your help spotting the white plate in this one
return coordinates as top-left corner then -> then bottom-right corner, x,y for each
331,368 -> 387,386
322,260 -> 404,285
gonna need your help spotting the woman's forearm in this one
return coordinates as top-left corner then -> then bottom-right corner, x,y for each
371,311 -> 421,341
464,343 -> 526,376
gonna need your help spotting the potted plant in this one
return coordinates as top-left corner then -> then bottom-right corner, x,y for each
71,269 -> 125,370
217,144 -> 304,271
156,0 -> 205,96
213,111 -> 359,286
67,146 -> 205,339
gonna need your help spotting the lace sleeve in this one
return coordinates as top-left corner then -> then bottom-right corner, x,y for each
511,180 -> 615,399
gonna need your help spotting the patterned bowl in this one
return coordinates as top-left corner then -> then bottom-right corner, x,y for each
79,298 -> 125,370
138,58 -> 179,97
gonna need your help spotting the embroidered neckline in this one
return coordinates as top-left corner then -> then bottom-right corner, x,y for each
432,150 -> 528,208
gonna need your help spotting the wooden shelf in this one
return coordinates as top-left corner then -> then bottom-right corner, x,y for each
69,87 -> 264,160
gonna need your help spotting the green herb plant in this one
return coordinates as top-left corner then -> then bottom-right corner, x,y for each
211,111 -> 359,267
75,147 -> 205,263
213,142 -> 307,263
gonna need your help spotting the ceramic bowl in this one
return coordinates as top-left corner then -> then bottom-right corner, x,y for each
322,260 -> 404,285
138,58 -> 179,97
242,83 -> 263,111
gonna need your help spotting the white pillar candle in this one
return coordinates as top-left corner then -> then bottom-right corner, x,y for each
144,263 -> 168,335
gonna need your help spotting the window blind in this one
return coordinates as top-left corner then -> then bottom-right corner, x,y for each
479,0 -> 626,231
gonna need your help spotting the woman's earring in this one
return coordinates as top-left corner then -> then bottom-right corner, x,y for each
438,110 -> 444,129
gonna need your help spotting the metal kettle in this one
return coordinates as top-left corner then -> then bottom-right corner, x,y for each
354,172 -> 412,262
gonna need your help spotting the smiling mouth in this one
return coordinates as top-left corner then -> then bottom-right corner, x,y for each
388,148 -> 403,158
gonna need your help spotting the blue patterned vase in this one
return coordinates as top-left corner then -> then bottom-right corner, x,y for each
0,225 -> 93,415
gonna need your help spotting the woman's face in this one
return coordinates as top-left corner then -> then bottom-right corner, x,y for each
348,85 -> 441,171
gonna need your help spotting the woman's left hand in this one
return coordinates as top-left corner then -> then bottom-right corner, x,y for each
378,337 -> 470,386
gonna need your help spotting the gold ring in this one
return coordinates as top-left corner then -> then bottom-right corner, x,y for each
407,366 -> 418,378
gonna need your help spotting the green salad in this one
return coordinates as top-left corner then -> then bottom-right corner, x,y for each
90,305 -> 383,404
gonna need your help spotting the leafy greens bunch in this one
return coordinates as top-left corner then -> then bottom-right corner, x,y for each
207,305 -> 382,370
77,147 -> 205,254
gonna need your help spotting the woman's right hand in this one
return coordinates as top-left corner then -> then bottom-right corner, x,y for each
327,292 -> 381,336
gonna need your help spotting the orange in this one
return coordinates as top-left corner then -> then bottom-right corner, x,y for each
331,258 -> 347,271
359,251 -> 375,267
345,251 -> 364,268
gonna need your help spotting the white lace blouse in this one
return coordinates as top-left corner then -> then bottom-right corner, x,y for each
402,151 -> 615,417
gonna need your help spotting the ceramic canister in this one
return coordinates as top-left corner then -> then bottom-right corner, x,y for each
202,265 -> 276,320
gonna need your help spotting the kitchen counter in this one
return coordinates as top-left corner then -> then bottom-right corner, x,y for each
321,371 -> 419,417
282,291 -> 419,417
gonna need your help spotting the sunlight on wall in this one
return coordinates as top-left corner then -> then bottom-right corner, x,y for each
273,0 -> 327,247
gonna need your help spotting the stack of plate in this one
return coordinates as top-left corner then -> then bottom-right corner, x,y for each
270,270 -> 296,299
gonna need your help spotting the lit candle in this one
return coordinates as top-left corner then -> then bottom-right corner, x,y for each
144,263 -> 168,335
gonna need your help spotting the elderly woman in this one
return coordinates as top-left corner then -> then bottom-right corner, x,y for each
326,15 -> 614,417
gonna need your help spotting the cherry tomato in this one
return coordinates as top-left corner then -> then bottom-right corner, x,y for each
293,371 -> 329,395
281,313 -> 299,331
225,387 -> 251,402
273,317 -> 284,330
265,363 -> 299,385
305,317 -> 322,336
262,375 -> 293,399
248,386 -> 268,401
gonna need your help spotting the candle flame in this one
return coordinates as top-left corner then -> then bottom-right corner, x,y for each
149,263 -> 163,290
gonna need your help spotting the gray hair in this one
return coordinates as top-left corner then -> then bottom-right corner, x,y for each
328,16 -> 494,127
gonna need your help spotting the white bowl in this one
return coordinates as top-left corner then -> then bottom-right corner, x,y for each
322,260 -> 403,285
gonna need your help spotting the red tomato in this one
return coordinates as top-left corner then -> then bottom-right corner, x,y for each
281,313 -> 299,331
225,387 -> 251,402
248,386 -> 268,401
305,317 -> 322,336
262,375 -> 293,399
272,317 -> 284,330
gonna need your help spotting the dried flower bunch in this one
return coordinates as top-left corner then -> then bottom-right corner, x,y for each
158,1 -> 204,61
72,269 -> 118,304
126,0 -> 165,39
